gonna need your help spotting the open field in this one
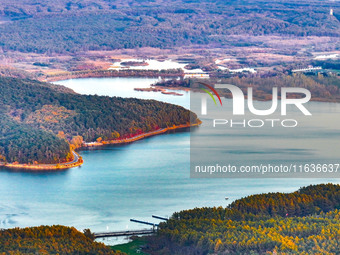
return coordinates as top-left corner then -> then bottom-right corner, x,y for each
0,35 -> 339,81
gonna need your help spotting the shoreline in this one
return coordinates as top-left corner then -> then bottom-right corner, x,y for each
84,122 -> 200,148
0,151 -> 84,171
0,122 -> 200,170
42,69 -> 184,82
134,87 -> 184,96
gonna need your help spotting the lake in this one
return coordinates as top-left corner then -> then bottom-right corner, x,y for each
0,77 -> 338,245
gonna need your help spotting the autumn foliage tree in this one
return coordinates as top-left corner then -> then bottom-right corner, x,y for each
147,184 -> 340,255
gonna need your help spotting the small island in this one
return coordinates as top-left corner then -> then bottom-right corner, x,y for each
120,61 -> 149,67
134,87 -> 163,92
161,91 -> 183,96
134,87 -> 184,96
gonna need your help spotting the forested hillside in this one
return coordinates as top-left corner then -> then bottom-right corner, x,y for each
0,77 -> 196,164
0,225 -> 125,254
0,0 -> 338,53
147,184 -> 340,255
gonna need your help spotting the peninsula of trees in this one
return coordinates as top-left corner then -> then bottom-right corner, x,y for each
0,76 -> 198,165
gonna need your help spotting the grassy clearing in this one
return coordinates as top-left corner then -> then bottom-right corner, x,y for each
110,239 -> 148,255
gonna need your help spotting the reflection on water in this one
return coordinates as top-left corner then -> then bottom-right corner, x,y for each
54,77 -> 190,109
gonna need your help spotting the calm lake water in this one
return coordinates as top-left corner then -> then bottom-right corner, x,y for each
0,77 -> 338,245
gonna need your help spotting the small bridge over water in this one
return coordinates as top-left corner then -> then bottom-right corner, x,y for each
94,216 -> 168,239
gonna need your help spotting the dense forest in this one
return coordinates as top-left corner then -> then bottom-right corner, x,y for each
0,0 -> 339,53
0,225 -> 124,254
147,184 -> 340,255
0,76 -> 196,164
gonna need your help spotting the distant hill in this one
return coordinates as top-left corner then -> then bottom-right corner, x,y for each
147,183 -> 340,254
0,0 -> 338,53
0,76 -> 196,164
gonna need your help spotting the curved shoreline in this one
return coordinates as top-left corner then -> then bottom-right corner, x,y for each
0,151 -> 84,171
0,122 -> 200,170
84,122 -> 200,148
